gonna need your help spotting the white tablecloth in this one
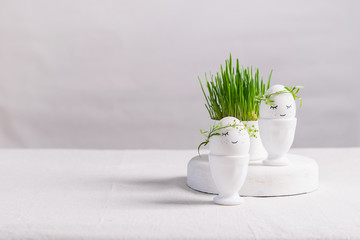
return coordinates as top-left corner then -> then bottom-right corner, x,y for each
0,148 -> 359,240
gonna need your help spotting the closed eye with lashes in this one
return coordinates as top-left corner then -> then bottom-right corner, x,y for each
270,105 -> 278,109
222,132 -> 229,136
286,105 -> 292,109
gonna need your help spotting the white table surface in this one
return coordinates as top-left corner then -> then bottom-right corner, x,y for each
0,148 -> 359,240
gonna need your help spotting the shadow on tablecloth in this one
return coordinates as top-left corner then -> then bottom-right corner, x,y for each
114,176 -> 214,207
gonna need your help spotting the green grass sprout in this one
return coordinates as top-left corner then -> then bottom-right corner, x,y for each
199,54 -> 272,121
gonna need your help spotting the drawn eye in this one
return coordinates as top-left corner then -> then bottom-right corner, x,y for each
222,132 -> 229,136
270,105 -> 278,109
286,105 -> 292,109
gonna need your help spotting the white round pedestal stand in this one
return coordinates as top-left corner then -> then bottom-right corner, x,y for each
187,154 -> 319,197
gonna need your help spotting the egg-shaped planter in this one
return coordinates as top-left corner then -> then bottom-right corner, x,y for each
211,119 -> 266,161
242,121 -> 267,161
259,85 -> 296,120
209,117 -> 250,205
258,118 -> 297,166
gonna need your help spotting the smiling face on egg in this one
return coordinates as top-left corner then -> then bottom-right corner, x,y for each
260,85 -> 296,119
209,117 -> 250,156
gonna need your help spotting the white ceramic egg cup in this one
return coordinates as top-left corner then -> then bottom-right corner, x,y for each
259,118 -> 297,166
209,154 -> 249,205
208,117 -> 250,205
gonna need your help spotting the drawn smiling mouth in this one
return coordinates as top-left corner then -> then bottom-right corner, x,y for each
231,141 -> 238,144
280,114 -> 286,117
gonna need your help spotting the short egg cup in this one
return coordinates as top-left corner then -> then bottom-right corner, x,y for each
208,154 -> 249,205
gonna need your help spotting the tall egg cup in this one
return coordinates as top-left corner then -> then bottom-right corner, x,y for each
209,154 -> 249,205
258,118 -> 297,166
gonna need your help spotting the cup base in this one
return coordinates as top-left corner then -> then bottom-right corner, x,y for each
263,157 -> 288,166
213,194 -> 244,205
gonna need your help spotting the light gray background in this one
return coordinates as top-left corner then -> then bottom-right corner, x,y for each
0,0 -> 359,149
